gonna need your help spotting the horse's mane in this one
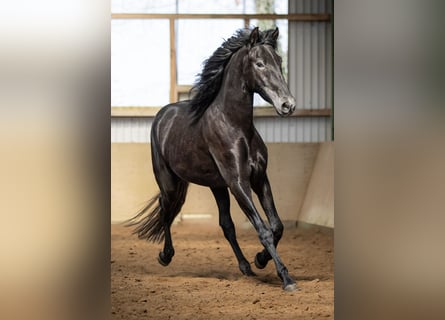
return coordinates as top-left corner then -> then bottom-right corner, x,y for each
189,28 -> 278,121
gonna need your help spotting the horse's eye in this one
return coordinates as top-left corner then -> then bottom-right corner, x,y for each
255,62 -> 265,68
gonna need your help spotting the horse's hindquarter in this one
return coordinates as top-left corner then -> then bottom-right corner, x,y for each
152,103 -> 226,187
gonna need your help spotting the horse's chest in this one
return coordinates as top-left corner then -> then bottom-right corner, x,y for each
249,151 -> 267,175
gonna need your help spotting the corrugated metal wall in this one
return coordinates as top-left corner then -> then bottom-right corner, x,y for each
111,116 -> 331,143
111,118 -> 153,143
111,0 -> 332,143
254,117 -> 331,143
288,0 -> 333,142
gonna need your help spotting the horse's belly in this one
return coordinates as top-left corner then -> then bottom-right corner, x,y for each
169,151 -> 226,187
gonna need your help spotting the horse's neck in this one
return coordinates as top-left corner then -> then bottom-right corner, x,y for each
212,51 -> 254,126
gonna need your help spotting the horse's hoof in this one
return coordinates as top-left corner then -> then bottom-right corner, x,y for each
242,269 -> 257,277
283,283 -> 298,292
239,261 -> 257,276
157,252 -> 170,266
254,253 -> 267,269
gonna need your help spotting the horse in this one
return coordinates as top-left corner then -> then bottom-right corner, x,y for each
126,27 -> 297,291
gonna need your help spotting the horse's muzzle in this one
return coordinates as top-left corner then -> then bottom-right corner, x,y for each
282,102 -> 296,113
278,101 -> 296,117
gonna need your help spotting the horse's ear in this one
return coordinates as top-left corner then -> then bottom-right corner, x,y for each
249,27 -> 260,46
271,27 -> 279,41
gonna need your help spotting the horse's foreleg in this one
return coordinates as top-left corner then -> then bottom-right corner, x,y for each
252,176 -> 283,269
229,181 -> 296,291
211,187 -> 256,276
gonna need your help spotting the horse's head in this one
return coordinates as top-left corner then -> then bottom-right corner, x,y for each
244,27 -> 296,117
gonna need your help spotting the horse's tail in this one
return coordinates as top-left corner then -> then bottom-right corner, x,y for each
124,193 -> 165,243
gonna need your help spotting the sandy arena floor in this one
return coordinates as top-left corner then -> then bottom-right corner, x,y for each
111,222 -> 334,319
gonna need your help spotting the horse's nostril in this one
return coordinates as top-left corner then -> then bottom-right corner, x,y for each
282,102 -> 290,113
282,102 -> 295,114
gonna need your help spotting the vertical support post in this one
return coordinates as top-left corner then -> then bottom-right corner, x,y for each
330,2 -> 334,141
244,18 -> 250,28
169,18 -> 177,103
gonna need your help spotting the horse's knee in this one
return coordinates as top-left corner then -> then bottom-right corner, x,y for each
258,229 -> 274,246
271,220 -> 283,242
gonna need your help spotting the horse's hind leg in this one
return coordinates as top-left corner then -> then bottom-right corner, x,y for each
157,179 -> 188,266
151,137 -> 188,266
211,187 -> 256,276
252,175 -> 283,269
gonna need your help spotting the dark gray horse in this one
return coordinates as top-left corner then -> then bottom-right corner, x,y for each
127,27 -> 297,291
